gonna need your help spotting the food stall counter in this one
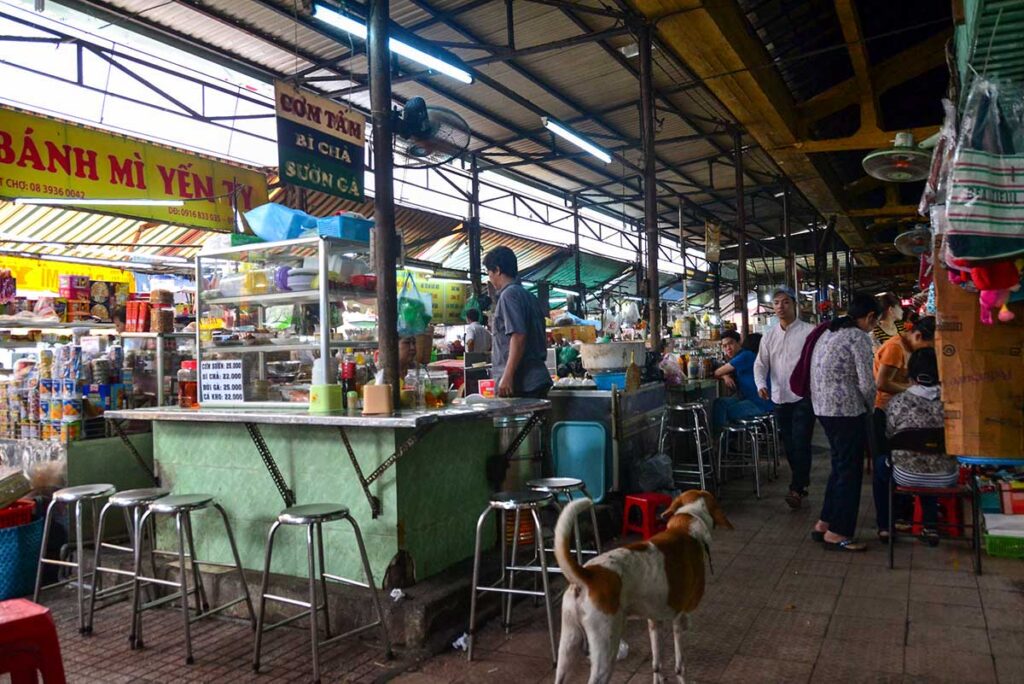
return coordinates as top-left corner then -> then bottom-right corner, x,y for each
104,398 -> 549,585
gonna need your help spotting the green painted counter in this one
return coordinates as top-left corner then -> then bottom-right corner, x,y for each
108,402 -> 548,585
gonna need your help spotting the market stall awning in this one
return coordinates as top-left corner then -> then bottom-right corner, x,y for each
519,251 -> 631,292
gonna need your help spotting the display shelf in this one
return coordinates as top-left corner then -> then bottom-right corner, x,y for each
202,287 -> 376,306
199,235 -> 369,262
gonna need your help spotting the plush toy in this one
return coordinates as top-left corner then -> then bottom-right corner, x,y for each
970,260 -> 1021,324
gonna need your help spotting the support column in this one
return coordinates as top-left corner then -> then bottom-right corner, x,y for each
468,155 -> 482,301
679,202 -> 688,312
782,183 -> 795,295
369,0 -> 400,410
639,24 -> 660,348
733,128 -> 748,336
572,194 -> 582,312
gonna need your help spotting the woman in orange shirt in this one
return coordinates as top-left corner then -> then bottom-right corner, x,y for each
871,316 -> 935,541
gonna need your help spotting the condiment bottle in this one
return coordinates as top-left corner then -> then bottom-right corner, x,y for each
177,360 -> 198,408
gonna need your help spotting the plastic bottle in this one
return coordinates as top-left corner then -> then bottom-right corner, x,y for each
341,348 -> 357,408
177,360 -> 198,408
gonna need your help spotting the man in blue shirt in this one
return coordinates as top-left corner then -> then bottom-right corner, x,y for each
713,331 -> 774,426
484,246 -> 552,398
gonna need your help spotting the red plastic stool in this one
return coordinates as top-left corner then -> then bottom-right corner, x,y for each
621,493 -> 673,540
911,495 -> 963,538
0,598 -> 66,683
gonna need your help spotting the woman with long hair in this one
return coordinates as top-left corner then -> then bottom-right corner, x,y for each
809,292 -> 881,552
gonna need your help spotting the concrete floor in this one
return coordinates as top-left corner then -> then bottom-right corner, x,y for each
32,433 -> 1024,683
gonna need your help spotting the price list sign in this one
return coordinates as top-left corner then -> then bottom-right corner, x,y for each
200,360 -> 245,403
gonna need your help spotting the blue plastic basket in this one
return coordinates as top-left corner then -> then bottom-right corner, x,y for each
317,214 -> 373,243
0,517 -> 43,599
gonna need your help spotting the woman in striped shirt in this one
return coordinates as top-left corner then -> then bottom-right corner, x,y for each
871,292 -> 906,348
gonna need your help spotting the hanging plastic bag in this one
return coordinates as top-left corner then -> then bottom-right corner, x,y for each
398,273 -> 432,336
461,293 -> 481,321
946,79 -> 1024,262
243,203 -> 317,242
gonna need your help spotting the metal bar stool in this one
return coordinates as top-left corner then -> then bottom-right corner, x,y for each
85,487 -> 171,635
527,477 -> 602,565
33,483 -> 116,634
252,503 -> 392,683
130,494 -> 255,664
716,419 -> 764,498
749,414 -> 779,481
467,490 -> 556,664
659,401 -> 716,493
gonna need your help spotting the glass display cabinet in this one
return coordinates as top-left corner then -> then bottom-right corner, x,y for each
195,236 -> 376,407
121,332 -> 195,407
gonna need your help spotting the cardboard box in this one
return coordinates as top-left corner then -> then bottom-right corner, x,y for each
934,239 -> 1024,458
84,383 -> 125,412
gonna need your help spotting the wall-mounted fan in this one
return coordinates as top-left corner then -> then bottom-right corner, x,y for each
393,97 -> 471,169
894,227 -> 931,256
862,132 -> 931,182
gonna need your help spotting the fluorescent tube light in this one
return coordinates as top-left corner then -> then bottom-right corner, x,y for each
551,286 -> 578,296
433,277 -> 472,284
541,117 -> 612,163
15,198 -> 185,207
314,4 -> 473,84
403,265 -> 434,275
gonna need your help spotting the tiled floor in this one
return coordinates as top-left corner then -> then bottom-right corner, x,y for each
32,432 -> 1024,683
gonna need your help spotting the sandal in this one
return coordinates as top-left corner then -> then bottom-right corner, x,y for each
877,530 -> 891,544
785,491 -> 804,510
919,529 -> 940,547
810,530 -> 826,543
823,539 -> 867,553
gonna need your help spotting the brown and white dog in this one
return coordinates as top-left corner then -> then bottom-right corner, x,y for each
553,490 -> 733,684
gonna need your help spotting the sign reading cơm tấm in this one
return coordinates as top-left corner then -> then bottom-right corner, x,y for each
274,81 -> 365,202
0,106 -> 269,232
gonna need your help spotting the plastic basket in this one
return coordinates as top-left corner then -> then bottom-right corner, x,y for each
0,517 -> 43,599
985,533 -> 1024,559
0,499 -> 34,530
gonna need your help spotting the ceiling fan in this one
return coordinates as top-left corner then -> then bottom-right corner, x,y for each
862,132 -> 931,182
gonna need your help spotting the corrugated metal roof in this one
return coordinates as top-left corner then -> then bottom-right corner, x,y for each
520,251 -> 629,291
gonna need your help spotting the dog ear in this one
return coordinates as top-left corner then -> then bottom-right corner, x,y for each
660,497 -> 685,520
705,494 -> 735,529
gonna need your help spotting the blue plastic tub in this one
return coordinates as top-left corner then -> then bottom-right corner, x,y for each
592,372 -> 626,391
0,517 -> 42,599
317,214 -> 373,243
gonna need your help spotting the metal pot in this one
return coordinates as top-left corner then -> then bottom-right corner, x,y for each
579,341 -> 647,372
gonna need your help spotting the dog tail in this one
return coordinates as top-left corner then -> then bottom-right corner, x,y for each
554,497 -> 592,588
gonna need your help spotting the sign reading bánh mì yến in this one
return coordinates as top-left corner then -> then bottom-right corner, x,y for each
0,106 -> 269,232
274,81 -> 365,202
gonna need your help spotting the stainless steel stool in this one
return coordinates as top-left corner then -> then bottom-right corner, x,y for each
467,490 -> 556,664
130,494 -> 255,664
34,483 -> 116,634
252,503 -> 392,683
527,477 -> 602,565
717,419 -> 765,498
660,401 -> 716,493
85,487 -> 171,634
751,413 -> 780,479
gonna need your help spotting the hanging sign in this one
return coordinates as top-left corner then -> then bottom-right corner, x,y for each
199,360 -> 244,403
0,106 -> 268,231
705,220 -> 721,263
274,81 -> 365,202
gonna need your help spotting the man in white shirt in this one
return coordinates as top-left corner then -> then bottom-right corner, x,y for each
464,308 -> 491,353
754,287 -> 814,509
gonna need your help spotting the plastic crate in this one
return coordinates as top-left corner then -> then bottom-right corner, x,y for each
0,517 -> 43,599
317,214 -> 372,243
1000,483 -> 1024,515
0,499 -> 33,529
985,533 -> 1024,559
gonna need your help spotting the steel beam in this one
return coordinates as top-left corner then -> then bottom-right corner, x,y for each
640,25 -> 660,347
733,128 -> 748,336
369,0 -> 400,411
469,156 -> 482,300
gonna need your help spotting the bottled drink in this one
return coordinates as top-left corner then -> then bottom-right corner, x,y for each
341,348 -> 357,408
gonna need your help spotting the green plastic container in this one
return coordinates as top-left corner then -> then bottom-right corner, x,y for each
985,533 -> 1024,559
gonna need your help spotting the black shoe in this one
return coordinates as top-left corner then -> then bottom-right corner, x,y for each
785,490 -> 804,510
